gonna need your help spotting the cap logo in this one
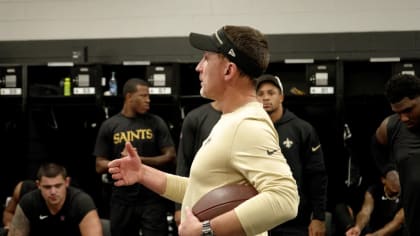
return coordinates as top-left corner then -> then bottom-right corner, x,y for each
215,32 -> 224,45
274,76 -> 283,93
228,49 -> 236,57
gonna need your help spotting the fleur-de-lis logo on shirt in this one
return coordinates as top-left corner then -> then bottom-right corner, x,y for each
282,138 -> 293,149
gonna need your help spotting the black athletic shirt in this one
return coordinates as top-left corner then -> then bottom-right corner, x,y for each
19,186 -> 96,236
176,103 -> 222,177
93,112 -> 175,204
383,114 -> 420,235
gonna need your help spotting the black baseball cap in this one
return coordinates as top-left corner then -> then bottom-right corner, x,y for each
189,27 -> 263,78
256,74 -> 284,93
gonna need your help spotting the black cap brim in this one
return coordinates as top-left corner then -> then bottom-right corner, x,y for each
189,32 -> 220,53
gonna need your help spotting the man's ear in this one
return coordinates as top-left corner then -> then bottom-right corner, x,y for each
65,176 -> 71,187
279,93 -> 285,103
224,66 -> 230,75
224,63 -> 237,76
381,176 -> 386,185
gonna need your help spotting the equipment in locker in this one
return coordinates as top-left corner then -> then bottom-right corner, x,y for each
72,66 -> 96,95
308,64 -> 335,95
0,67 -> 22,96
146,65 -> 179,96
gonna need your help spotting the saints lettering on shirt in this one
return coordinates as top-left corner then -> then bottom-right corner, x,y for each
113,128 -> 153,144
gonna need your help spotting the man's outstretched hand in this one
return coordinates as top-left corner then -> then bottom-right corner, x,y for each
108,142 -> 142,186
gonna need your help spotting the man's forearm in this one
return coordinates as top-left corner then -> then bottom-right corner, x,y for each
139,164 -> 168,194
354,212 -> 370,231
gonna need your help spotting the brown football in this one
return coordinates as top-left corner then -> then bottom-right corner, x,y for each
192,184 -> 258,221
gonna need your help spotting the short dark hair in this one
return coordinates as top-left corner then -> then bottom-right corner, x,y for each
122,78 -> 150,97
36,162 -> 67,180
385,73 -> 420,103
224,25 -> 270,78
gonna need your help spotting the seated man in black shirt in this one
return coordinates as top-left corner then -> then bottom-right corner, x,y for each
7,162 -> 103,236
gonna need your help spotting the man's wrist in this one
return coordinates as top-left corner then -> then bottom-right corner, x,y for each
202,220 -> 215,236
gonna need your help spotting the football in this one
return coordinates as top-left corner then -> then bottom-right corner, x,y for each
192,184 -> 258,221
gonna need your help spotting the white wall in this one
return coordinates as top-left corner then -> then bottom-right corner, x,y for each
0,0 -> 420,41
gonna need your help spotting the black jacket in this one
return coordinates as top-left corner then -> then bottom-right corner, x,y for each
271,109 -> 328,230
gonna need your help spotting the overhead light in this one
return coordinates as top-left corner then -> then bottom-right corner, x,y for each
369,57 -> 400,62
284,58 -> 314,64
122,61 -> 151,66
